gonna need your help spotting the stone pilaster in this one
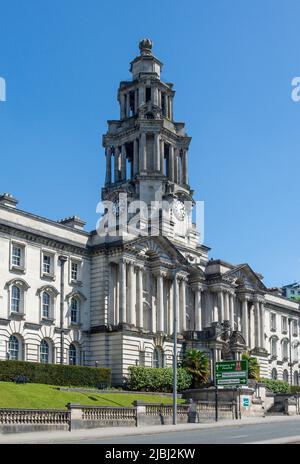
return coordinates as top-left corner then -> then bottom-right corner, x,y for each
129,263 -> 136,326
139,133 -> 146,172
105,147 -> 112,185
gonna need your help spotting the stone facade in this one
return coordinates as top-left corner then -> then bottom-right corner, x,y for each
0,40 -> 299,386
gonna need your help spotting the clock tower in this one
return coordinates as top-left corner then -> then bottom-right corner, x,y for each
101,39 -> 199,248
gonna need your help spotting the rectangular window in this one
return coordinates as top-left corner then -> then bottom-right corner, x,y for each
293,320 -> 298,337
43,255 -> 51,274
270,313 -> 276,331
12,245 -> 22,267
282,316 -> 287,333
71,262 -> 78,281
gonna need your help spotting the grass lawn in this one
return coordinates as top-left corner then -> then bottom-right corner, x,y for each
0,382 -> 184,410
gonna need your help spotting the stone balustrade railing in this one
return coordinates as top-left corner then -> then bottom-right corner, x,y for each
81,406 -> 136,422
0,409 -> 70,425
145,404 -> 190,416
0,399 -> 240,434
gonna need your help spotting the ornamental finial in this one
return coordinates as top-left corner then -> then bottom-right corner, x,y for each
139,38 -> 153,56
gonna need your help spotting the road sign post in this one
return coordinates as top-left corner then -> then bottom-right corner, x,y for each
215,360 -> 248,387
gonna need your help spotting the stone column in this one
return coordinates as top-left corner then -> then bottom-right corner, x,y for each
154,133 -> 160,171
218,291 -> 224,322
224,292 -> 230,321
169,145 -> 174,181
182,149 -> 188,185
126,93 -> 130,117
169,96 -> 173,120
194,287 -> 202,331
139,86 -> 145,106
121,94 -> 126,119
137,267 -> 143,330
133,139 -> 139,175
212,292 -> 218,322
260,302 -> 265,349
157,272 -> 164,332
105,147 -> 112,185
134,89 -> 138,114
165,95 -> 169,118
121,144 -> 126,180
180,279 -> 187,332
153,87 -> 159,106
230,294 -> 235,329
129,263 -> 136,326
255,300 -> 261,348
119,260 -> 127,323
241,299 -> 249,348
139,133 -> 146,172
174,149 -> 179,183
114,146 -> 120,182
108,263 -> 114,324
160,139 -> 164,174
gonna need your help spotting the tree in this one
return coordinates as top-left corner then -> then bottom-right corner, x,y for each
182,349 -> 210,388
242,352 -> 260,381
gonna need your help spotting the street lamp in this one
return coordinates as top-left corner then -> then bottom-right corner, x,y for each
172,269 -> 178,426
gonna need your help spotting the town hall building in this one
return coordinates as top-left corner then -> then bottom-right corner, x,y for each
0,39 -> 299,385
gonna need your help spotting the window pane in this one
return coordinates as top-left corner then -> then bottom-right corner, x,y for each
12,246 -> 22,267
42,292 -> 50,318
71,298 -> 79,323
9,336 -> 19,360
11,286 -> 21,313
43,255 -> 51,274
71,263 -> 78,280
69,344 -> 77,365
40,340 -> 49,364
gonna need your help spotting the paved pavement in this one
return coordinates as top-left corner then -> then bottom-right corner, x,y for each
2,415 -> 300,444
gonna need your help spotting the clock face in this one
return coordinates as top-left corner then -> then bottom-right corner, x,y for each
172,199 -> 186,221
112,198 -> 127,217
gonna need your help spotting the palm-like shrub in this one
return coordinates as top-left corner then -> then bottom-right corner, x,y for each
242,352 -> 260,381
182,349 -> 210,388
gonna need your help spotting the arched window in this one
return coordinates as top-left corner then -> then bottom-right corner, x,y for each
9,335 -> 19,360
40,339 -> 49,364
71,298 -> 80,324
69,343 -> 77,366
11,286 -> 21,313
42,292 -> 50,319
283,369 -> 289,382
271,368 -> 277,380
294,371 -> 299,386
153,347 -> 164,368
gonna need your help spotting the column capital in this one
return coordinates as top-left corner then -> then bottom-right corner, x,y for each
190,282 -> 206,292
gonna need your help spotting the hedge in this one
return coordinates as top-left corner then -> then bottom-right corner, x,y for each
127,366 -> 192,392
0,360 -> 111,388
260,378 -> 289,394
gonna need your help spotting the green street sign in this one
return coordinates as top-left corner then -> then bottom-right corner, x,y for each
215,360 -> 248,386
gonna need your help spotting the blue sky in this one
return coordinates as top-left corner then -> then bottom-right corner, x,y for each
0,0 -> 299,287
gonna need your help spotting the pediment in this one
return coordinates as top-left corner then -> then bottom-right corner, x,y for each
223,264 -> 267,291
124,236 -> 189,267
